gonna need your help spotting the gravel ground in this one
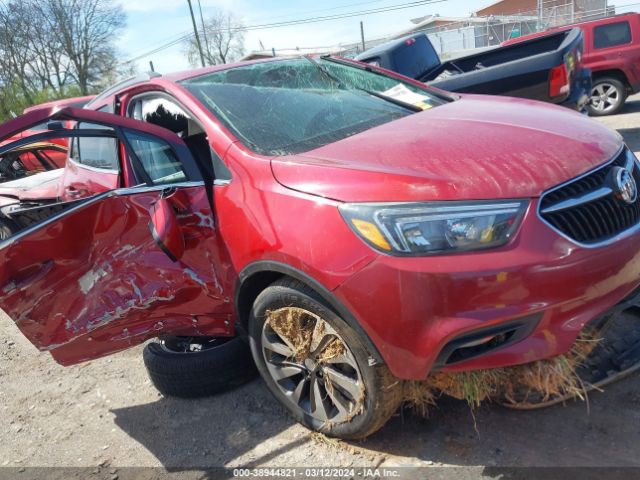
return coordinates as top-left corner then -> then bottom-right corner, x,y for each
1,96 -> 640,476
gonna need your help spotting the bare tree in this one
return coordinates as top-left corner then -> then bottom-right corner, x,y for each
0,0 -> 126,120
0,3 -> 41,103
43,0 -> 126,94
186,10 -> 246,66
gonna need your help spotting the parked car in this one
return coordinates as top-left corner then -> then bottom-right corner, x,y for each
0,57 -> 638,439
0,96 -> 94,182
503,13 -> 640,116
355,28 -> 591,111
0,142 -> 67,182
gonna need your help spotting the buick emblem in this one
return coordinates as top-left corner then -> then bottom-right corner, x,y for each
612,167 -> 637,205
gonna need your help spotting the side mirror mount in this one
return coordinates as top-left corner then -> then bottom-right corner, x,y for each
47,121 -> 65,130
148,197 -> 185,262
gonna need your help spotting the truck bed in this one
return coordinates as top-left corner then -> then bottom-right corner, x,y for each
356,28 -> 589,109
425,29 -> 584,103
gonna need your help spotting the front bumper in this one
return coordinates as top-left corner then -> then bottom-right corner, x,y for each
333,199 -> 640,380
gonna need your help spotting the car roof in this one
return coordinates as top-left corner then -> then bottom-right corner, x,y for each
161,56 -> 297,82
84,56 -> 304,109
23,95 -> 95,114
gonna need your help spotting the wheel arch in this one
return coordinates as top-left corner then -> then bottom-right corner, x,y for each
592,69 -> 632,91
235,260 -> 384,364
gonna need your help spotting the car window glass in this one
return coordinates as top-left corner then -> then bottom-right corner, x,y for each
124,130 -> 187,185
70,123 -> 119,170
594,21 -> 632,49
182,58 -> 444,156
97,103 -> 115,114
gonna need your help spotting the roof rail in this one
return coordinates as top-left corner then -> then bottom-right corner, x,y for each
85,71 -> 162,108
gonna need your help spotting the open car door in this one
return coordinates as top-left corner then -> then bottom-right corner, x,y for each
0,107 -> 232,365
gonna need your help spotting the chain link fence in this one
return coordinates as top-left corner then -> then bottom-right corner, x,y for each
331,0 -> 616,58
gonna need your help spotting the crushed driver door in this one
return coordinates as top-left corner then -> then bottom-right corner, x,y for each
0,107 -> 234,365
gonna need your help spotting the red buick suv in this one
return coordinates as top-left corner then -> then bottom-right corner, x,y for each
0,56 -> 638,439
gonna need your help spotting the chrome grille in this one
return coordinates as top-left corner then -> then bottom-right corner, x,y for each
539,148 -> 640,244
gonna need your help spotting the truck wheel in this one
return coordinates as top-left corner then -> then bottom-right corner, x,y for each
143,336 -> 258,398
588,77 -> 627,116
248,278 -> 403,440
0,217 -> 19,241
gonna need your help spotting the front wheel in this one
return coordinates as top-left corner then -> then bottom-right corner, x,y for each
248,278 -> 403,440
587,77 -> 627,116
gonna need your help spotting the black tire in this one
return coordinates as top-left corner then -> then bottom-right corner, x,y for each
0,217 -> 19,241
587,77 -> 628,116
248,278 -> 403,440
143,336 -> 258,398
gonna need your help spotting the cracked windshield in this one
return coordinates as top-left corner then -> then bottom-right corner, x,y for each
182,57 -> 446,155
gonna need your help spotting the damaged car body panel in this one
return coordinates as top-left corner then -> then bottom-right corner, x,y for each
0,57 -> 638,382
0,107 -> 234,365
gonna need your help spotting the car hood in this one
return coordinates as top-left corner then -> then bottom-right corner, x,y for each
271,95 -> 623,202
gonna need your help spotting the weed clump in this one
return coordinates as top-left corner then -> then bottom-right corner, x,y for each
403,332 -> 600,414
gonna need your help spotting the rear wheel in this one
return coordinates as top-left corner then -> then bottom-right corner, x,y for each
248,278 -> 403,440
588,77 -> 627,116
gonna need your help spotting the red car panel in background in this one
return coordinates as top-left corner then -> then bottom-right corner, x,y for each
0,96 -> 94,181
503,13 -> 640,115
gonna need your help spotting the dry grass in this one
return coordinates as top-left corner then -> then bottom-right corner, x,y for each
267,308 -> 315,362
265,307 -> 364,423
404,331 -> 600,414
267,307 -> 602,422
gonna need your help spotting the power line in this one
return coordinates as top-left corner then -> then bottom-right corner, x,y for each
243,0 -> 391,23
123,0 -> 447,64
124,0 -> 393,58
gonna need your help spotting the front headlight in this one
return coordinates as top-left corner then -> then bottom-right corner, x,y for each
339,200 -> 528,256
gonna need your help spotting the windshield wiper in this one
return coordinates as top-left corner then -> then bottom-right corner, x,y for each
304,56 -> 423,113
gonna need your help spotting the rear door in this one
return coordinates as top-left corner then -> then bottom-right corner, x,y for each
0,107 -> 234,365
587,18 -> 635,72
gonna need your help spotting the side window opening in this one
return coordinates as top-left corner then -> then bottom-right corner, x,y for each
69,123 -> 119,171
129,96 -> 231,182
124,130 -> 187,185
594,21 -> 632,49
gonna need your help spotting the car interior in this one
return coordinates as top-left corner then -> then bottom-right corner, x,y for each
128,96 -> 219,182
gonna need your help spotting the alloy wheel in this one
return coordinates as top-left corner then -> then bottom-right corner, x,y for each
590,82 -> 621,114
261,307 -> 365,423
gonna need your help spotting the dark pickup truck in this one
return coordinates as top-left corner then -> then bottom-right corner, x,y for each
355,28 -> 591,110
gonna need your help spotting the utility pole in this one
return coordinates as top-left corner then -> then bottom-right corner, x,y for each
187,0 -> 206,67
360,21 -> 366,52
197,0 -> 211,61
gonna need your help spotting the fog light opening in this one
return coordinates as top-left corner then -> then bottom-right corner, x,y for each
446,331 -> 514,365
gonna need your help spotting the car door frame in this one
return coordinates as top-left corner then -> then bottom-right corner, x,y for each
0,106 -> 232,365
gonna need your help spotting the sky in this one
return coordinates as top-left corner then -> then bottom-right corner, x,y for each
116,0 -> 640,74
